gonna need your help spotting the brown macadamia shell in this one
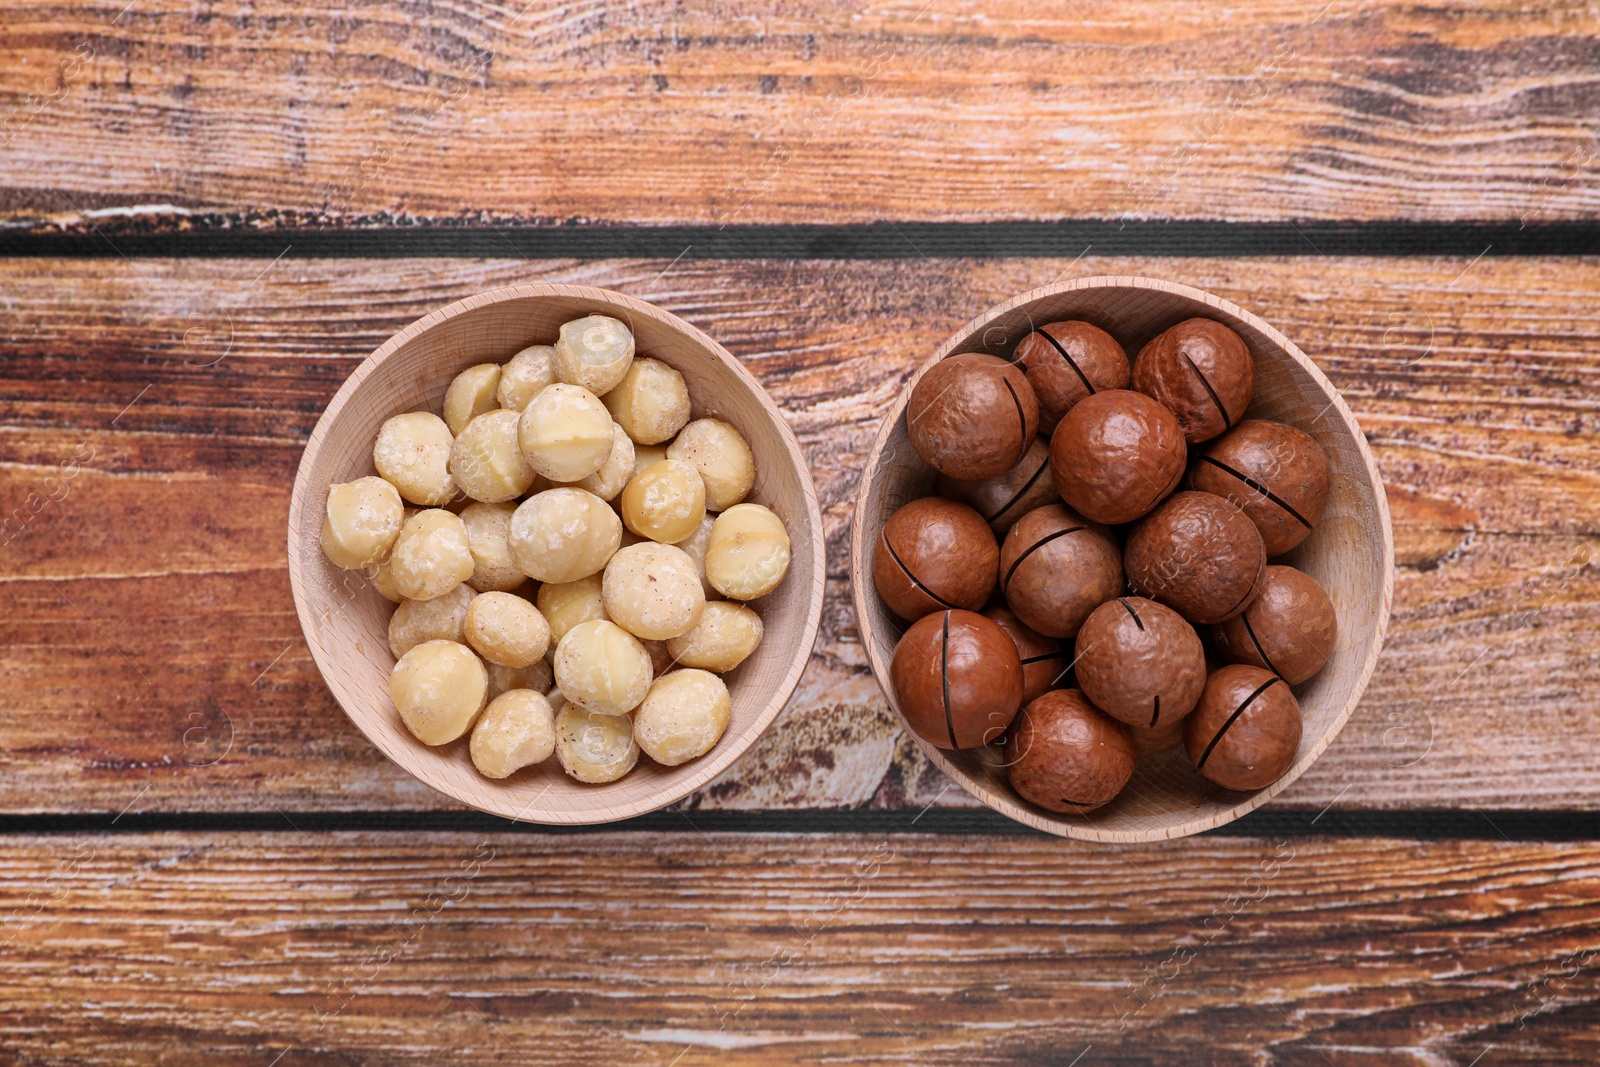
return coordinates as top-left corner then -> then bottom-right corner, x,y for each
1124,491 -> 1265,626
998,503 -> 1122,639
1190,419 -> 1332,556
1131,318 -> 1255,445
1183,664 -> 1303,791
938,436 -> 1060,537
983,605 -> 1071,705
1074,596 -> 1206,728
1013,320 -> 1130,434
1049,390 -> 1187,525
890,609 -> 1023,750
1212,565 -> 1337,684
906,352 -> 1040,481
1005,689 -> 1135,814
873,497 -> 999,621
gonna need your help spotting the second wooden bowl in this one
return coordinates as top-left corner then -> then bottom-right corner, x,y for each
851,276 -> 1394,842
288,284 -> 825,824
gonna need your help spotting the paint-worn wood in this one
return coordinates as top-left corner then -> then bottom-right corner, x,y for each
1,255 -> 1597,813
3,831 -> 1599,1065
3,0 -> 1600,226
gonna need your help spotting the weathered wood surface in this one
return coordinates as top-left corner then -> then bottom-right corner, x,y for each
1,254 -> 1595,814
4,0 -> 1600,227
3,832 -> 1598,1065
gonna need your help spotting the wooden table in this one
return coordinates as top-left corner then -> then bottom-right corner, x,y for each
4,2 -> 1599,1063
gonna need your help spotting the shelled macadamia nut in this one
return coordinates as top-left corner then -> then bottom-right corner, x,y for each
389,509 -> 476,601
487,658 -> 553,700
633,669 -> 731,766
667,418 -> 755,511
1184,665 -> 1302,791
705,503 -> 790,601
1013,320 -> 1131,434
373,411 -> 457,506
497,344 -> 557,412
372,559 -> 405,603
621,459 -> 707,544
518,383 -> 616,483
553,619 -> 654,716
641,638 -> 675,676
673,514 -> 715,597
450,409 -> 536,503
388,582 -> 475,659
1212,565 -> 1337,684
464,590 -> 552,668
1132,318 -> 1255,445
554,315 -> 635,396
573,423 -> 635,502
873,497 -> 998,620
390,639 -> 488,745
602,542 -> 706,641
604,357 -> 692,444
633,443 -> 669,478
667,601 -> 764,673
508,488 -> 622,583
321,476 -> 404,569
469,689 -> 557,779
938,437 -> 1060,537
554,702 -> 639,783
907,351 -> 1039,481
1005,689 -> 1135,814
536,574 -> 607,644
442,363 -> 502,436
458,501 -> 525,593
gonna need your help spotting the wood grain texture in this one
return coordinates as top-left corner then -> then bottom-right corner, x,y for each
4,0 -> 1600,226
4,831 -> 1600,1065
1,255 -> 1598,813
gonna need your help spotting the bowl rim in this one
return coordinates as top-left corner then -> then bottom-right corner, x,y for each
850,275 -> 1396,842
287,282 -> 826,824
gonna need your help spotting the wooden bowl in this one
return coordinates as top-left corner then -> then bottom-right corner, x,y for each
288,284 -> 824,824
851,277 -> 1394,842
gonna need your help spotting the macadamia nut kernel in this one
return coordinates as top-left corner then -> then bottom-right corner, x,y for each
604,357 -> 692,444
374,411 -> 457,506
553,619 -> 654,716
705,503 -> 790,601
464,590 -> 552,668
633,669 -> 730,766
666,601 -> 763,672
389,509 -> 476,601
518,383 -> 616,483
508,488 -> 622,583
487,658 -> 553,700
389,582 -> 474,659
469,689 -> 556,779
633,443 -> 669,478
621,459 -> 707,544
673,514 -> 716,597
390,639 -> 488,746
602,542 -> 706,641
458,501 -> 524,593
321,476 -> 404,569
554,315 -> 635,395
536,574 -> 608,645
498,344 -> 557,412
667,418 -> 755,512
555,703 -> 639,783
572,422 -> 635,502
450,409 -> 536,503
442,363 -> 502,436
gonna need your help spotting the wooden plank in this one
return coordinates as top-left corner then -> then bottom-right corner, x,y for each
1,255 -> 1598,813
4,0 -> 1600,226
3,831 -> 1599,1064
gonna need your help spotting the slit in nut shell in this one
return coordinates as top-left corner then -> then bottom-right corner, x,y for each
938,436 -> 1060,538
906,352 -> 1039,481
982,605 -> 1071,706
1212,565 -> 1337,685
1072,597 -> 1206,729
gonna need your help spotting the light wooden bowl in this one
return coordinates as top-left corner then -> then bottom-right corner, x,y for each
851,277 -> 1394,842
288,284 -> 825,824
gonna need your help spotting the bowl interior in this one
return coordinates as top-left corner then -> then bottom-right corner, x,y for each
855,277 -> 1393,841
289,286 -> 822,824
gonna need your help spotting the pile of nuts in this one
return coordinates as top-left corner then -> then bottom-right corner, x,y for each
877,317 -> 1336,814
320,315 -> 791,785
